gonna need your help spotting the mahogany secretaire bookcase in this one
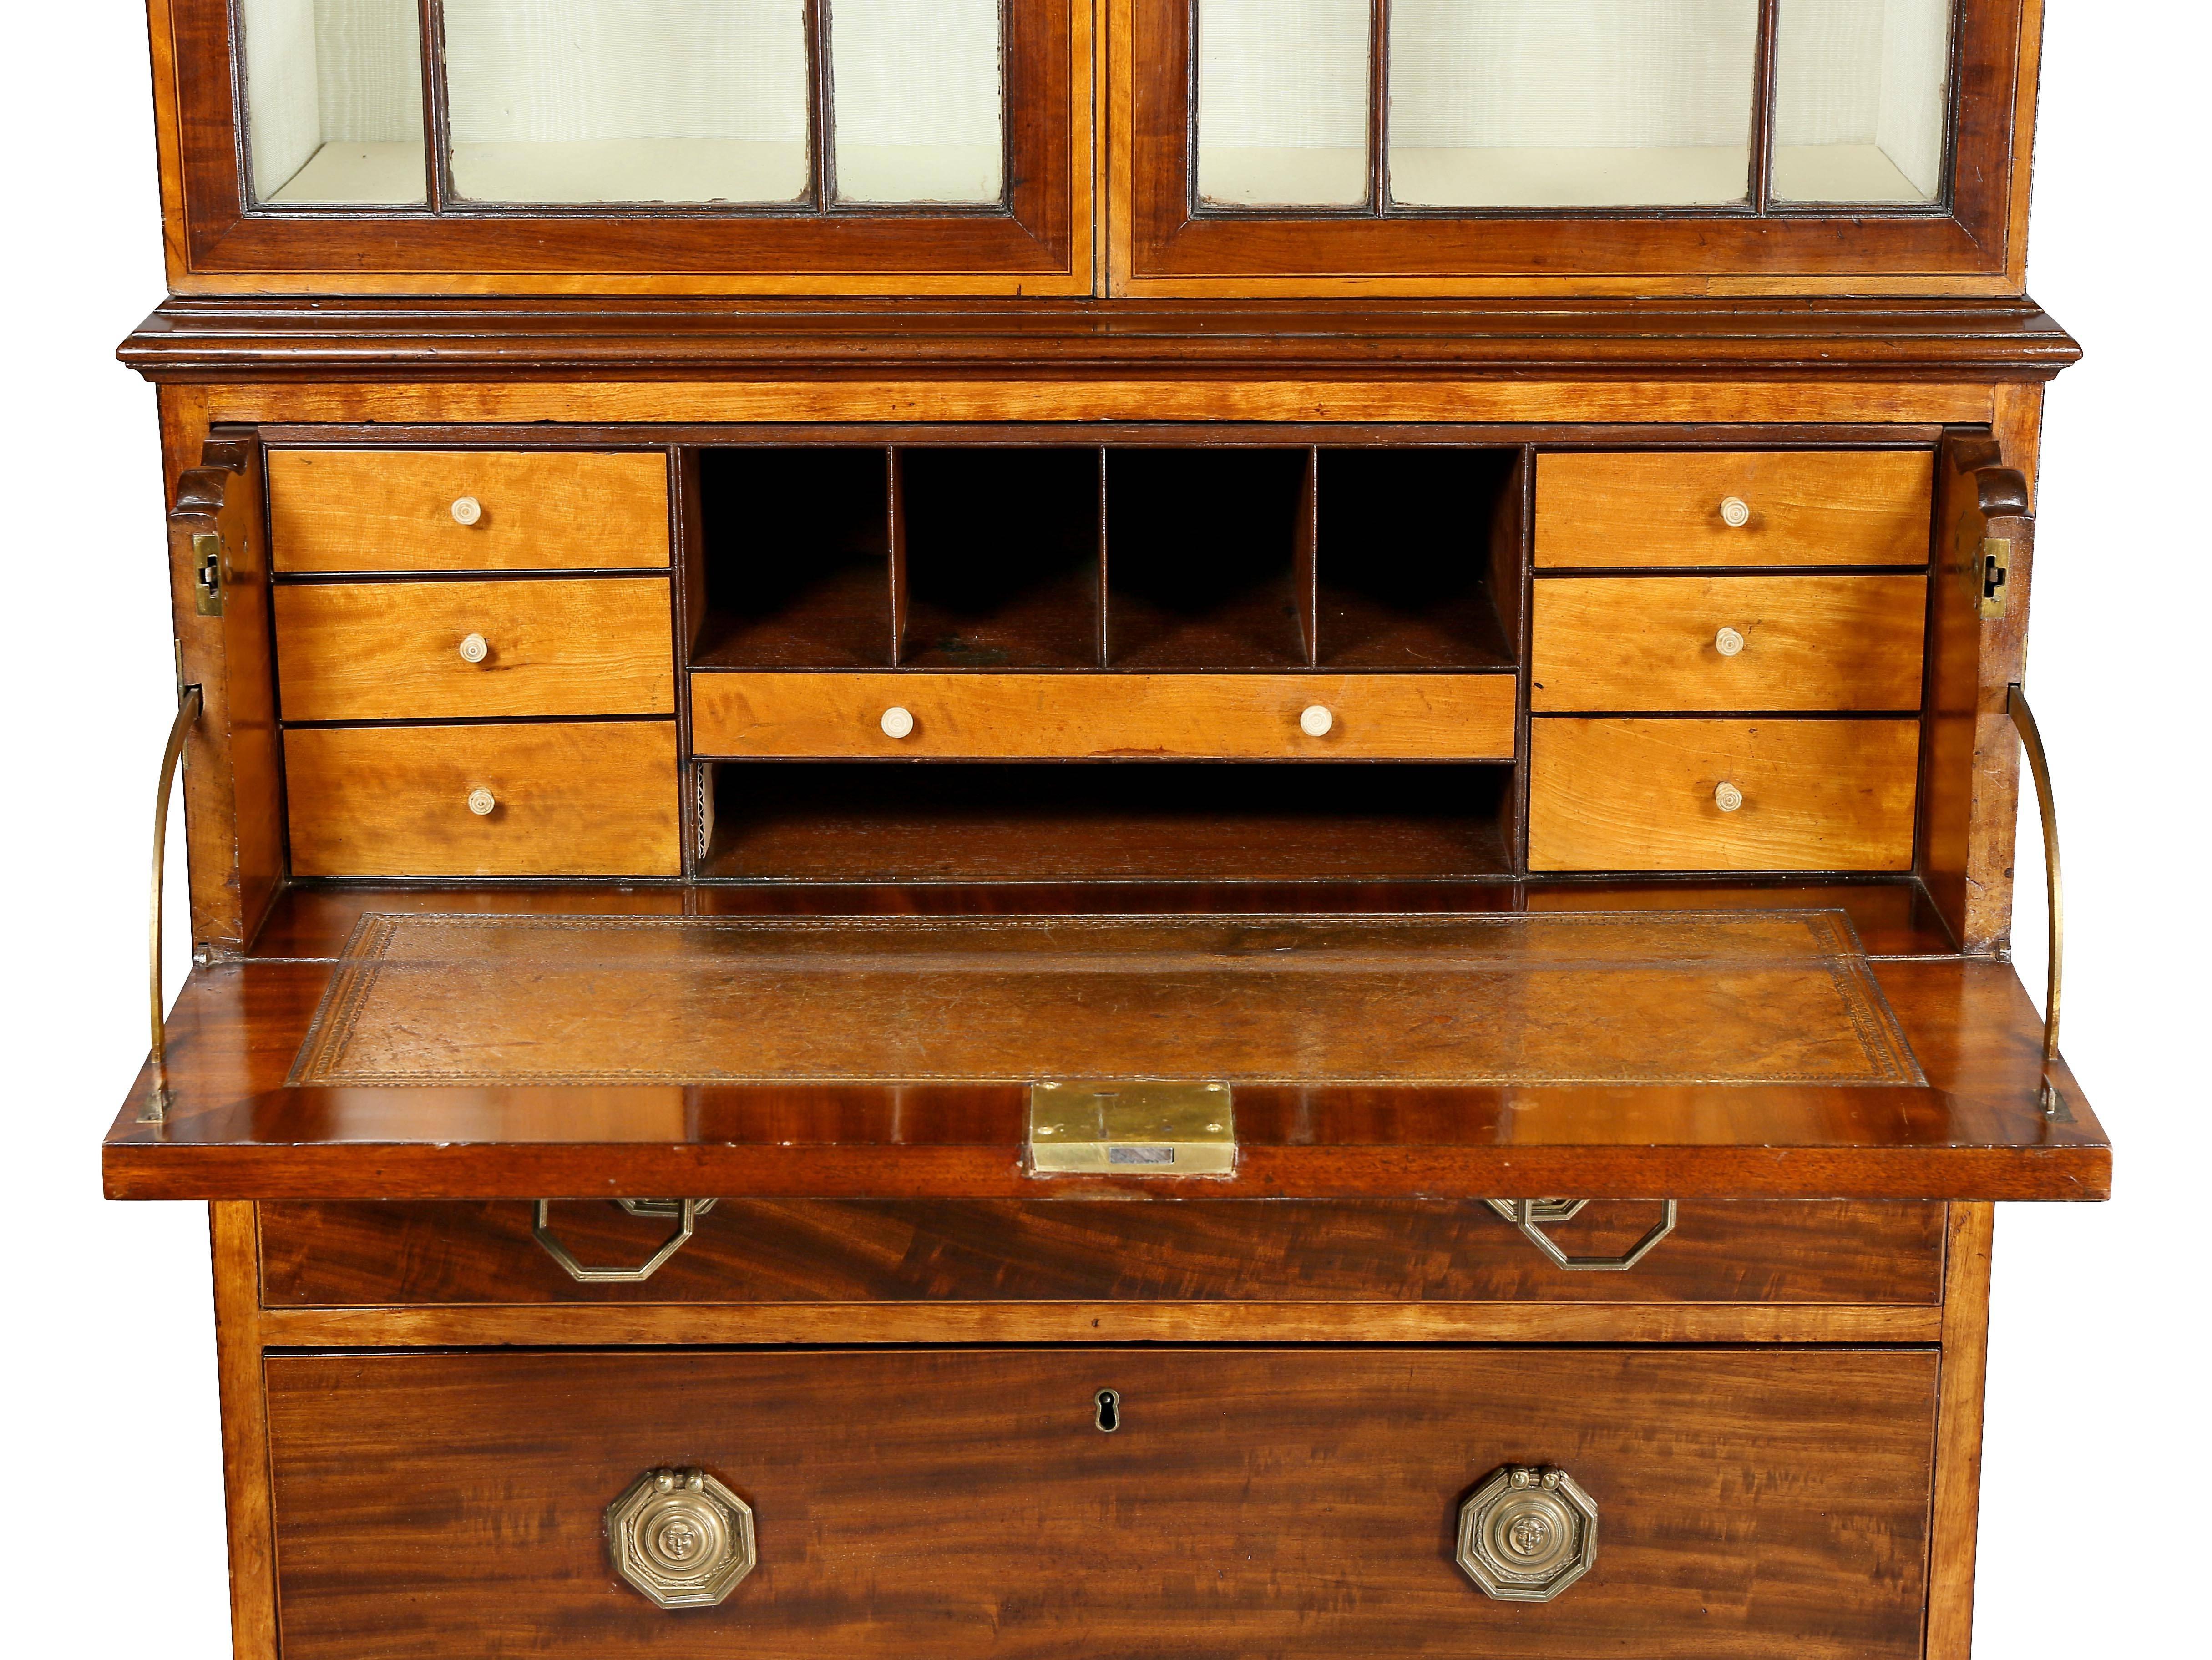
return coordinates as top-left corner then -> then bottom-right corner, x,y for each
105,3 -> 2108,1656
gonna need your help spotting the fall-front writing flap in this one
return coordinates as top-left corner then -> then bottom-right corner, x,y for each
104,908 -> 2106,1202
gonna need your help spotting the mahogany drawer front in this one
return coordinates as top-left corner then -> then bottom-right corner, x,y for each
1534,451 -> 1935,569
258,1199 -> 1946,1308
693,671 -> 1519,760
1531,574 -> 1928,712
1529,718 -> 1920,872
284,721 -> 681,877
266,1346 -> 1936,1660
274,578 -> 675,721
268,450 -> 671,573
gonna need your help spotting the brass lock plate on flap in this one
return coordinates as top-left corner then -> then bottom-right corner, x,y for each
1028,1081 -> 1235,1175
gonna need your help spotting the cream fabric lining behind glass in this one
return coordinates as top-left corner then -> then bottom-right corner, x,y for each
1774,0 -> 1952,201
242,0 -> 425,204
1196,0 -> 1371,207
830,0 -> 1004,203
442,0 -> 809,203
1390,0 -> 1759,206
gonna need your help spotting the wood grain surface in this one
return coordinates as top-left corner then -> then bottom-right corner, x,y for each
268,450 -> 671,572
692,671 -> 1517,759
258,1197 -> 1946,1308
101,951 -> 2110,1202
1534,451 -> 1936,568
263,1346 -> 1938,1659
1531,574 -> 1927,711
283,722 -> 680,877
284,911 -> 1919,1088
1528,718 -> 1921,871
275,578 -> 674,721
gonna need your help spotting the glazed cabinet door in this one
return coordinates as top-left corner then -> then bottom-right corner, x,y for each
167,0 -> 1088,291
1119,0 -> 2038,292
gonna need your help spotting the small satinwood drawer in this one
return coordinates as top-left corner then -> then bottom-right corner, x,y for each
1529,718 -> 1919,872
1534,451 -> 1934,569
268,450 -> 670,573
1531,574 -> 1927,712
284,721 -> 680,877
691,672 -> 1518,760
275,578 -> 675,721
264,1347 -> 1936,1659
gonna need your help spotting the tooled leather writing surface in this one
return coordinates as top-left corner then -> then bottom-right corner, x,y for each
289,909 -> 1920,1088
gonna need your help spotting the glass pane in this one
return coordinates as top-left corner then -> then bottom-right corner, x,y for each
1389,0 -> 1758,208
442,0 -> 809,205
1196,0 -> 1371,208
830,0 -> 1004,205
1773,0 -> 1953,203
240,0 -> 426,205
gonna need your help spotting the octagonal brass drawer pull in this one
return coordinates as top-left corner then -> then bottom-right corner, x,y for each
1458,1465 -> 1599,1601
607,1467 -> 756,1609
1485,1198 -> 1677,1271
530,1198 -> 714,1283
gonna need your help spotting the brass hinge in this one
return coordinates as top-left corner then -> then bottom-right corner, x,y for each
1977,536 -> 2011,619
192,531 -> 225,616
1028,1081 -> 1235,1174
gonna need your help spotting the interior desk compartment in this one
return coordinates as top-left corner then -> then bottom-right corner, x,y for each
1534,451 -> 1935,569
284,720 -> 681,877
1530,574 -> 1928,713
691,671 -> 1516,760
699,760 -> 1516,881
268,449 -> 672,573
1529,718 -> 1920,872
274,577 -> 675,721
263,1346 -> 1939,1660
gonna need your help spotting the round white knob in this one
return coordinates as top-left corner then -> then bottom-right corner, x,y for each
880,706 -> 916,739
458,632 -> 489,663
1719,496 -> 1751,528
1299,704 -> 1334,738
466,787 -> 496,816
1714,626 -> 1745,658
1714,781 -> 1744,813
450,496 -> 483,526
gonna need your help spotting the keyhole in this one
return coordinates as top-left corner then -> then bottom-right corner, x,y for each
1095,1389 -> 1120,1432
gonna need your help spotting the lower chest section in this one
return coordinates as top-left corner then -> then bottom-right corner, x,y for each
249,1199 -> 1964,1660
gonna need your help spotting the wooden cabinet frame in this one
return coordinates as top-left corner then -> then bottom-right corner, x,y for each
153,0 -> 1092,294
1111,0 -> 2044,296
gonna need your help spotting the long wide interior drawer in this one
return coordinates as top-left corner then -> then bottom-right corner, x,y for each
692,671 -> 1518,759
265,1346 -> 1938,1660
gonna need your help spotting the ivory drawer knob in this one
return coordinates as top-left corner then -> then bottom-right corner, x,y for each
458,632 -> 489,663
1714,626 -> 1745,658
880,705 -> 916,739
1299,704 -> 1334,738
450,495 -> 484,526
467,787 -> 497,816
1719,496 -> 1751,528
1714,781 -> 1745,813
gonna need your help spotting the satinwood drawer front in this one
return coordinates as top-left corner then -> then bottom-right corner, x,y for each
1531,575 -> 1928,712
268,450 -> 671,573
692,671 -> 1519,759
1534,452 -> 1935,569
275,578 -> 675,721
265,1347 -> 1936,1660
258,1199 -> 1947,1308
284,722 -> 680,877
1529,718 -> 1920,872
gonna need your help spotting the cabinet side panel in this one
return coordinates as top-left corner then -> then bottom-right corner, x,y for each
212,1202 -> 279,1660
1927,1202 -> 1994,1660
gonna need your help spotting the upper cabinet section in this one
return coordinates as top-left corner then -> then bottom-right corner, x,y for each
1123,0 -> 2042,294
167,0 -> 1086,292
153,1 -> 2041,295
